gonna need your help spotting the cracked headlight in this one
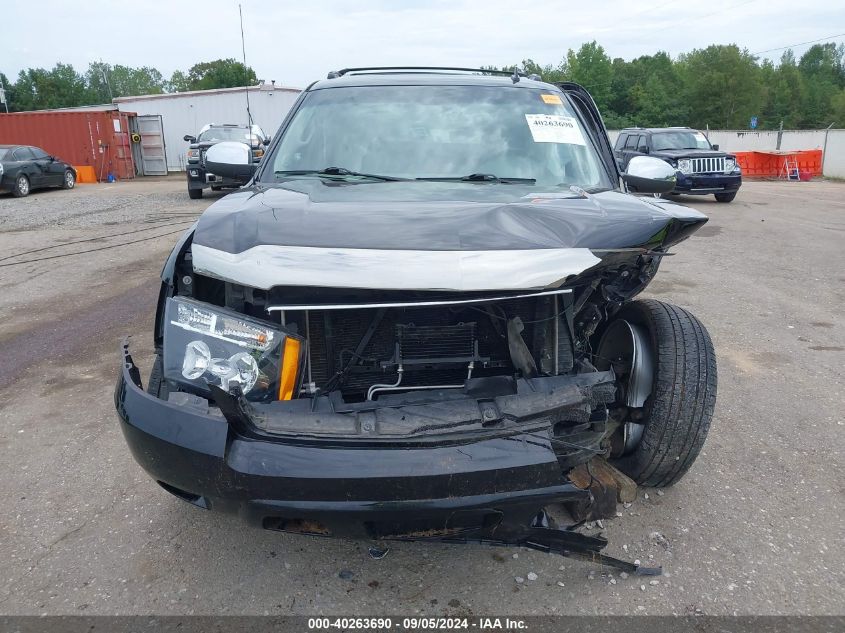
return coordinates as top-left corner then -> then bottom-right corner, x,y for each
163,297 -> 303,401
676,159 -> 692,175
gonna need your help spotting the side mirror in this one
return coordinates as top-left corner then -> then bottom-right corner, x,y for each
622,156 -> 676,194
183,135 -> 196,143
711,143 -> 719,151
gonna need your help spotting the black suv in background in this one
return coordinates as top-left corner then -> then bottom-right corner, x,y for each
183,123 -> 268,198
615,127 -> 741,202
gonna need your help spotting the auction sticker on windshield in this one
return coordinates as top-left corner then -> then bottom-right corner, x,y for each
525,114 -> 586,145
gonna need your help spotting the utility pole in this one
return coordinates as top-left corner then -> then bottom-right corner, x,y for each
822,122 -> 835,178
100,60 -> 113,101
0,75 -> 9,113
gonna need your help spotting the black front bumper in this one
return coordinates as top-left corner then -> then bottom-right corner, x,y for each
115,343 -> 658,573
186,165 -> 251,190
673,172 -> 742,195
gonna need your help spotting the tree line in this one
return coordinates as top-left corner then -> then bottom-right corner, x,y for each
493,41 -> 845,130
0,58 -> 256,112
2,42 -> 844,130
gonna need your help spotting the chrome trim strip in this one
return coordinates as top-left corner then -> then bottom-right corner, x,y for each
191,244 -> 601,292
267,288 -> 572,312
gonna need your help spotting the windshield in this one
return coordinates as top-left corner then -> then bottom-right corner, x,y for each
198,127 -> 257,144
651,131 -> 712,151
264,85 -> 611,189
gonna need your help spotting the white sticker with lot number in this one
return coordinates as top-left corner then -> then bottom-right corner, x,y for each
525,114 -> 586,145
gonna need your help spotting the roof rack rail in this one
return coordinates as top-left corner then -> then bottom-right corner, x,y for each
326,66 -> 542,83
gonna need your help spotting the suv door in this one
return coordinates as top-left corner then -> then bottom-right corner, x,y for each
613,133 -> 628,169
555,82 -> 620,183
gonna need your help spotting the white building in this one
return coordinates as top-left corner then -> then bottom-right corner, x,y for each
114,83 -> 301,172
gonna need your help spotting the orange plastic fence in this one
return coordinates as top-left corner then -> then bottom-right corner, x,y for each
734,149 -> 822,180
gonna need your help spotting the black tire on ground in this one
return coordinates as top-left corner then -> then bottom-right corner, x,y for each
188,187 -> 203,199
12,174 -> 30,197
715,192 -> 736,203
611,299 -> 717,487
63,169 -> 76,189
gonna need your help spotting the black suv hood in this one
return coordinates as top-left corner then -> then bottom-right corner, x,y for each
650,148 -> 731,160
192,180 -> 707,254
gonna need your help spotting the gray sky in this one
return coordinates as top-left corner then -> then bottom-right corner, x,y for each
3,0 -> 844,88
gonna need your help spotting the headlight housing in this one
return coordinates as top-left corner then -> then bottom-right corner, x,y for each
676,159 -> 692,175
186,148 -> 200,162
724,157 -> 736,174
0,163 -> 4,177
162,297 -> 303,402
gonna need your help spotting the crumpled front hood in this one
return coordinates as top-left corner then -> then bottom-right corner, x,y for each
189,181 -> 707,291
192,180 -> 707,253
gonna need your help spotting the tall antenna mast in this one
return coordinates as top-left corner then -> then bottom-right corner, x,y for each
239,3 -> 253,127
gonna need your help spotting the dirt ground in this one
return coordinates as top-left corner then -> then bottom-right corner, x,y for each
0,177 -> 842,616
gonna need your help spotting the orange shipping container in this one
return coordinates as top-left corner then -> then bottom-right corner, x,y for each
0,110 -> 136,180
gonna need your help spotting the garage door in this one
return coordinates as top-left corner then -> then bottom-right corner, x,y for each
136,115 -> 167,176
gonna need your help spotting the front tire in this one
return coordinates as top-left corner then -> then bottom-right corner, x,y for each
610,299 -> 717,487
63,169 -> 76,189
12,174 -> 30,197
188,187 -> 203,199
715,192 -> 736,203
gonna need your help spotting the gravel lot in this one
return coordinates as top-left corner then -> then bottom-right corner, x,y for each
0,177 -> 842,616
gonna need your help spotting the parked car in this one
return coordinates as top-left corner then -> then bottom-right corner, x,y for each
0,145 -> 76,197
183,123 -> 268,199
115,68 -> 717,573
614,127 -> 742,202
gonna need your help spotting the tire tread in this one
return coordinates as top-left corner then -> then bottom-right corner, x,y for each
614,299 -> 717,487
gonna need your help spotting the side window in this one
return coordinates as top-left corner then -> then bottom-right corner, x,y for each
13,147 -> 34,161
637,136 -> 649,152
614,133 -> 627,150
624,135 -> 638,150
29,147 -> 50,160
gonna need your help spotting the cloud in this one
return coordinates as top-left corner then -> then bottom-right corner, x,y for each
1,0 -> 843,87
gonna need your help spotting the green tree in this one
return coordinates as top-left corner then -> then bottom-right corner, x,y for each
167,70 -> 191,93
11,63 -> 89,111
761,51 -> 805,128
830,89 -> 845,126
565,41 -> 613,112
677,44 -> 762,128
626,52 -> 688,126
797,43 -> 844,126
182,58 -> 257,91
86,62 -> 165,101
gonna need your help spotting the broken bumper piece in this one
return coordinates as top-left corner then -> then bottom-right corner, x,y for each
115,342 -> 659,575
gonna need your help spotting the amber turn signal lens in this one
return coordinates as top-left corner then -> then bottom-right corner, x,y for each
278,337 -> 301,400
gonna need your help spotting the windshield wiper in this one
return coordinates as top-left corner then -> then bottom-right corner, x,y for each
416,173 -> 536,184
274,167 -> 406,182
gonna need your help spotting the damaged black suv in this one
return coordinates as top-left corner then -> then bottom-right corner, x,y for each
116,67 -> 716,574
